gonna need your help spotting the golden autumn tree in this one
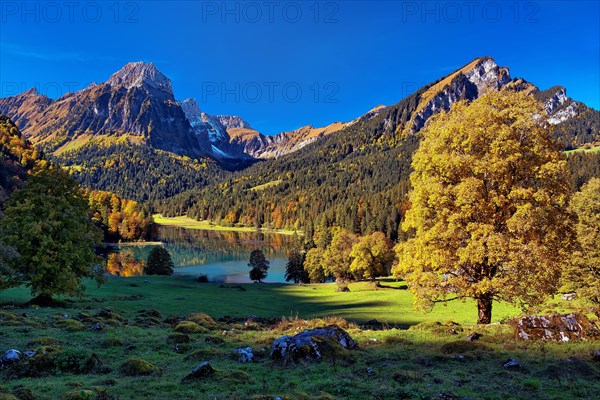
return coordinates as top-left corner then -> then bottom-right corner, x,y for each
350,232 -> 395,281
561,177 -> 600,307
393,91 -> 575,324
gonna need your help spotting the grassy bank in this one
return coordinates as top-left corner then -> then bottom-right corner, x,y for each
565,145 -> 600,154
0,276 -> 598,400
153,215 -> 299,235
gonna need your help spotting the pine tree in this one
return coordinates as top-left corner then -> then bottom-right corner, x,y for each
145,247 -> 174,275
285,248 -> 307,283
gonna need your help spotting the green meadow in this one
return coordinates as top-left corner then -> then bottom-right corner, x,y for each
1,276 -> 598,400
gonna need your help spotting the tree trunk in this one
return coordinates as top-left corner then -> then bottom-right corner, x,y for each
29,294 -> 54,307
477,293 -> 493,324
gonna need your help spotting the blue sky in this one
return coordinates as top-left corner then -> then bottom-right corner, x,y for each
1,1 -> 598,135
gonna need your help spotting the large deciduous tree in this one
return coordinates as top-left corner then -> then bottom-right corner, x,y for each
304,247 -> 327,283
322,229 -> 359,282
393,91 -> 575,324
561,177 -> 600,307
350,231 -> 395,281
0,164 -> 104,303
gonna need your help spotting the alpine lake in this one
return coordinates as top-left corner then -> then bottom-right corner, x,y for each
104,225 -> 296,283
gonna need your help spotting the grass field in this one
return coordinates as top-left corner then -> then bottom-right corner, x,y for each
153,215 -> 298,235
1,276 -> 598,400
565,145 -> 600,154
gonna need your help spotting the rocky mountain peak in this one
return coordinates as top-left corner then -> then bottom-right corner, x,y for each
213,115 -> 252,130
22,87 -> 41,96
179,98 -> 202,117
107,62 -> 173,94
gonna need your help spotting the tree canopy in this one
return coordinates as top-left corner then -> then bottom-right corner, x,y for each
561,177 -> 600,307
350,232 -> 394,281
248,249 -> 269,283
0,164 -> 104,302
393,91 -> 575,324
145,246 -> 174,275
285,248 -> 307,283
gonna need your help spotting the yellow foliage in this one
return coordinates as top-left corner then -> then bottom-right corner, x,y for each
393,91 -> 575,323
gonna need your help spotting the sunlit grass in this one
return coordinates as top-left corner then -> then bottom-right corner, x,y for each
153,214 -> 298,235
1,276 -> 598,400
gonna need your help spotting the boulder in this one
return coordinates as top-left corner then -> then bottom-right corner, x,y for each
182,361 -> 214,383
234,347 -> 253,363
593,349 -> 600,362
1,349 -> 22,368
503,358 -> 522,370
4,349 -> 22,362
514,313 -> 600,341
270,325 -> 357,363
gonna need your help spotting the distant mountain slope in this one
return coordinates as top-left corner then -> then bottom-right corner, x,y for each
1,57 -> 597,206
0,116 -> 41,201
156,57 -> 600,239
534,86 -> 600,149
0,62 -> 209,157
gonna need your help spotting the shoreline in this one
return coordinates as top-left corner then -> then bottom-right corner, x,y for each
103,241 -> 164,247
152,214 -> 301,236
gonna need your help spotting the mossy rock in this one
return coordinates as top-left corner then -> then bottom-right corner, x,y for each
64,388 -> 113,400
219,369 -> 252,384
55,319 -> 86,332
408,321 -> 463,336
184,348 -> 224,361
311,336 -> 355,364
133,317 -> 163,328
12,346 -> 62,378
0,394 -> 18,400
175,321 -> 208,334
64,390 -> 96,400
27,337 -> 63,347
76,309 -> 126,327
184,313 -> 217,329
167,333 -> 191,344
0,311 -> 22,326
136,309 -> 162,319
0,311 -> 40,328
11,386 -> 37,400
204,336 -> 225,345
119,358 -> 159,376
55,348 -> 101,374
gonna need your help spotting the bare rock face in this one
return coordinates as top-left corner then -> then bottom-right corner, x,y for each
514,314 -> 600,341
409,57 -> 511,133
270,325 -> 357,364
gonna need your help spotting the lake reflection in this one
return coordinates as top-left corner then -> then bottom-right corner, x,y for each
106,225 -> 295,283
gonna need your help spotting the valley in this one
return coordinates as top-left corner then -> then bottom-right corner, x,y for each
1,52 -> 599,400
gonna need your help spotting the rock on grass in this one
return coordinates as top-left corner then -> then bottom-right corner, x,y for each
181,361 -> 213,383
270,325 -> 358,364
